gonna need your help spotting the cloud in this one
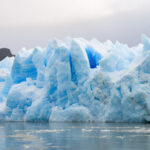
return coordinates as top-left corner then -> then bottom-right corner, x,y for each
0,0 -> 150,52
1,7 -> 150,54
0,0 -> 149,27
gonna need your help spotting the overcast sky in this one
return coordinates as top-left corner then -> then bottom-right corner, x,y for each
0,0 -> 150,53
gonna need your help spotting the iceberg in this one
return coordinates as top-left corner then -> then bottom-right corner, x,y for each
1,35 -> 150,122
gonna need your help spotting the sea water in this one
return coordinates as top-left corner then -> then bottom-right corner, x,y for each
0,122 -> 150,150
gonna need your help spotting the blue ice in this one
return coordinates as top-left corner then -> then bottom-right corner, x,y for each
0,35 -> 150,122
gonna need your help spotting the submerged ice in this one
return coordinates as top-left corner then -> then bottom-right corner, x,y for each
1,35 -> 150,122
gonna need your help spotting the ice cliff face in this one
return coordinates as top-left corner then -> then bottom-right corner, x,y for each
1,35 -> 150,122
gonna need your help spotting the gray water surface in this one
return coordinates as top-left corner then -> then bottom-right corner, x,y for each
0,122 -> 150,150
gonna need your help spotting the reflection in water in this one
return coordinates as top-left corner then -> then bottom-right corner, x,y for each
0,122 -> 150,150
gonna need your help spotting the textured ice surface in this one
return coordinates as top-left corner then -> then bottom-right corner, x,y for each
1,35 -> 150,122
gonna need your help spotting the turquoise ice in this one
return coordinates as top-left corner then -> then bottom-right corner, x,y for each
0,35 -> 150,122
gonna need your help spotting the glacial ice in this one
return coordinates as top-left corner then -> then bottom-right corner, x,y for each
1,35 -> 150,122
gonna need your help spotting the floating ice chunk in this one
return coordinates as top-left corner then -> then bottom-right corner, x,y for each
0,35 -> 150,122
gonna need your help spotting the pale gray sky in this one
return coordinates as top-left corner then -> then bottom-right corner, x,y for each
0,0 -> 150,53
